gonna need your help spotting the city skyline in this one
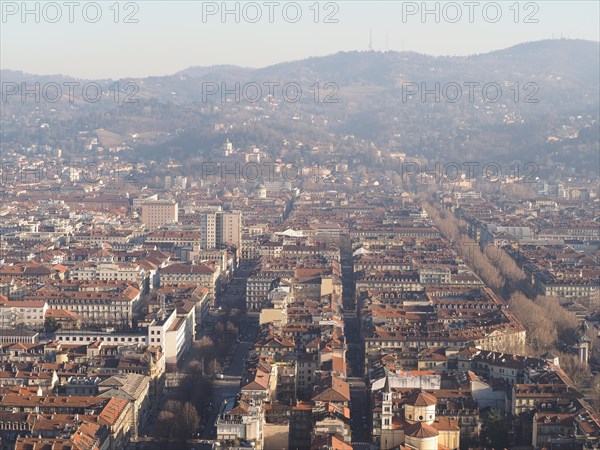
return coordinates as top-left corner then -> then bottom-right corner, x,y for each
0,2 -> 598,449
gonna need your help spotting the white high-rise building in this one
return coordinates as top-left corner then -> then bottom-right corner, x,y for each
200,211 -> 241,250
224,139 -> 233,156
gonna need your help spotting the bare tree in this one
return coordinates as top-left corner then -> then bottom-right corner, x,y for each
180,402 -> 201,438
422,200 -> 504,290
156,410 -> 177,440
534,296 -> 579,345
509,292 -> 557,352
559,352 -> 591,387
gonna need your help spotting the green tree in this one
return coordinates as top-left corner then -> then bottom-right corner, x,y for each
43,317 -> 61,333
480,407 -> 511,449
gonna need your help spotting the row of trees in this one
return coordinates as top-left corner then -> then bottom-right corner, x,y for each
150,308 -> 244,447
156,400 -> 201,443
188,336 -> 229,375
508,292 -> 600,387
421,195 -> 599,396
154,352 -> 216,449
508,292 -> 580,352
421,198 -> 526,294
151,311 -> 244,447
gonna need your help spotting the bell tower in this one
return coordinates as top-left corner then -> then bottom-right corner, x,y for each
381,375 -> 393,430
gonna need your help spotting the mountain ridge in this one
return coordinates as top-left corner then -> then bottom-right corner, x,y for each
1,39 -> 598,176
2,39 -> 597,81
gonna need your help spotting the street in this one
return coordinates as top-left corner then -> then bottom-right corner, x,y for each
350,381 -> 370,443
199,260 -> 258,442
201,379 -> 241,440
199,336 -> 256,440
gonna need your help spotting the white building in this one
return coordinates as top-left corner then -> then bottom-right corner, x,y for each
69,262 -> 147,286
200,211 -> 242,250
55,305 -> 195,368
148,305 -> 195,367
0,297 -> 48,329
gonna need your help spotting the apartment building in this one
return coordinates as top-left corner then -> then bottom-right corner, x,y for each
200,211 -> 242,249
30,283 -> 142,328
145,230 -> 201,249
246,272 -> 290,312
141,200 -> 179,231
159,263 -> 220,303
0,395 -> 132,450
69,262 -> 147,287
0,296 -> 48,329
98,373 -> 151,438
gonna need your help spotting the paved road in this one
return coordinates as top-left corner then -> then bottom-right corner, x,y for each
140,262 -> 260,448
350,383 -> 370,443
339,235 -> 371,444
344,316 -> 364,377
198,259 -> 259,443
218,260 -> 257,310
200,319 -> 258,441
225,341 -> 253,376
201,379 -> 241,440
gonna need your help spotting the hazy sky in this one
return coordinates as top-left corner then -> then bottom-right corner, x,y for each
1,1 -> 598,79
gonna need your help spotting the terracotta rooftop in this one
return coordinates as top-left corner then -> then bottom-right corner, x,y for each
405,421 -> 439,438
405,391 -> 437,407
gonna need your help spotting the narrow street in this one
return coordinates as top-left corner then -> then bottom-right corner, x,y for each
349,381 -> 370,443
339,233 -> 370,447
